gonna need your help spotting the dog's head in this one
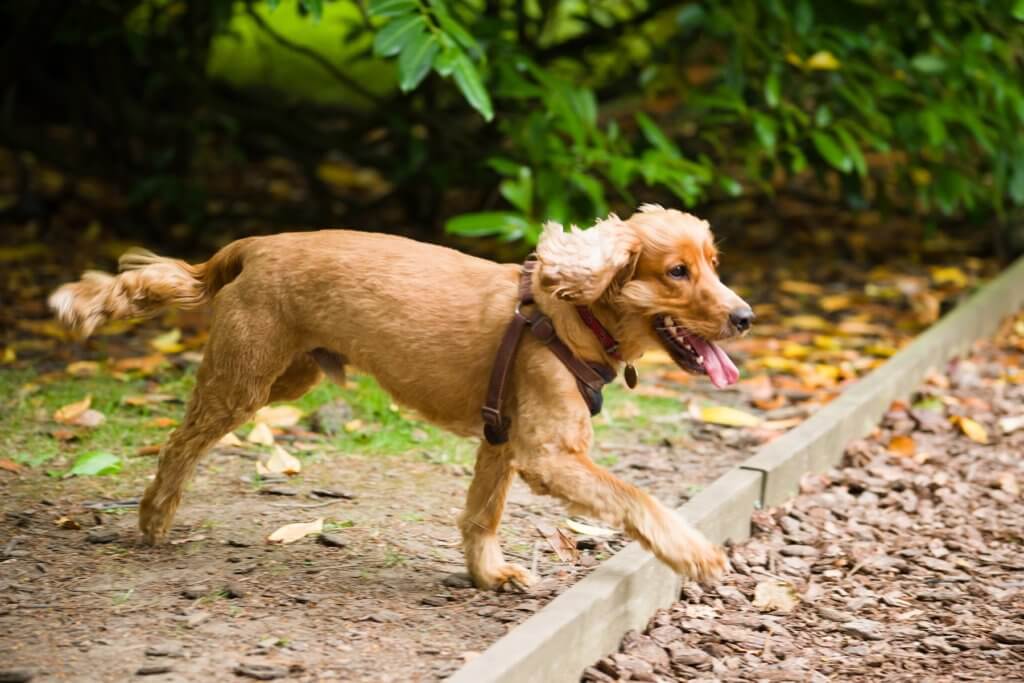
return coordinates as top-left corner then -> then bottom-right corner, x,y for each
536,204 -> 753,388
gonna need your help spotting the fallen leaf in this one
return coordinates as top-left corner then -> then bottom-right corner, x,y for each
536,523 -> 580,562
149,328 -> 184,354
122,393 -> 176,407
267,518 -> 324,544
55,516 -> 81,529
66,451 -> 121,477
1,346 -> 15,364
998,415 -> 1024,435
111,354 -> 167,376
693,404 -> 762,428
136,445 -> 162,456
344,419 -> 364,433
169,534 -> 208,546
784,315 -> 832,332
16,319 -> 68,340
752,579 -> 800,613
253,405 -> 304,428
54,395 -> 92,424
761,417 -> 803,431
930,266 -> 968,288
779,280 -> 824,296
564,518 -> 616,538
66,360 -> 101,377
257,445 -> 302,476
146,417 -> 178,428
51,428 -> 77,442
951,415 -> 988,444
72,409 -> 106,429
887,435 -> 916,457
0,458 -> 22,473
247,422 -> 275,446
819,294 -> 854,312
218,432 -> 243,447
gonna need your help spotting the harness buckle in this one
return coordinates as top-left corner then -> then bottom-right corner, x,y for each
529,316 -> 557,345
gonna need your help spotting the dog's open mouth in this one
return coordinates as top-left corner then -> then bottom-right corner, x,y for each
654,315 -> 739,389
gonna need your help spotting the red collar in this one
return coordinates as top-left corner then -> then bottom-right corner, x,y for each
575,306 -> 622,361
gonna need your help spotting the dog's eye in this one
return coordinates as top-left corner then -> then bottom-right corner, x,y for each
668,264 -> 689,280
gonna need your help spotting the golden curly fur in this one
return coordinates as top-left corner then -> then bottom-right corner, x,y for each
49,205 -> 750,590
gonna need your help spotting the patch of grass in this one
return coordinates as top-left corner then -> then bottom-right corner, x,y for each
594,383 -> 690,444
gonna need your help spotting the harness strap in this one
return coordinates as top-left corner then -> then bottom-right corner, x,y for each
481,255 -> 615,445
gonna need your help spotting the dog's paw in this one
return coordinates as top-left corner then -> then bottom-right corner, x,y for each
474,563 -> 538,593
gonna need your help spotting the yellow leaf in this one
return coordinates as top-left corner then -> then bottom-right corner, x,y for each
951,415 -> 988,444
696,405 -> 762,428
782,343 -> 812,359
1,347 -> 15,364
752,579 -> 800,613
66,360 -> 101,377
149,328 -> 184,354
819,294 -> 853,312
267,518 -> 324,545
257,445 -> 302,476
783,315 -> 831,332
813,335 -> 842,351
779,280 -> 824,296
247,422 -> 275,446
0,243 -> 48,262
887,435 -> 916,457
910,168 -> 932,186
564,519 -> 616,538
864,343 -> 898,358
54,395 -> 92,424
95,319 -> 142,336
253,405 -> 304,428
786,52 -> 804,67
17,319 -> 68,340
806,51 -> 841,70
756,356 -> 800,372
344,419 -> 364,433
930,266 -> 968,288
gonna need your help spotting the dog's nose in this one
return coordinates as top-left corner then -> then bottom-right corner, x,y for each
729,306 -> 754,333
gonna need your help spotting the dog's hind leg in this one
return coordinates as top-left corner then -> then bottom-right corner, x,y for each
459,443 -> 537,591
268,353 -> 325,402
138,301 -> 295,544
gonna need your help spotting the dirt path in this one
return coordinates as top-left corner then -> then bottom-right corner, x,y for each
586,317 -> 1024,682
0,381 -> 758,683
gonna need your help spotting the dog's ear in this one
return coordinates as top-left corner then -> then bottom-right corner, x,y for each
535,215 -> 641,304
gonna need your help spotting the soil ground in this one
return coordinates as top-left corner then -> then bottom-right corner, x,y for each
587,313 -> 1024,682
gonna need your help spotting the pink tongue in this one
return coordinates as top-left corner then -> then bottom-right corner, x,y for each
686,335 -> 740,388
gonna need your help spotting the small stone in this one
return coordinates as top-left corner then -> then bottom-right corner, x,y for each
421,596 -> 447,607
183,611 -> 210,629
233,663 -> 288,680
840,618 -> 883,641
145,642 -> 184,658
609,653 -> 655,682
441,572 -> 474,589
0,670 -> 34,683
226,539 -> 251,548
576,537 -> 599,550
310,400 -> 353,435
921,636 -> 959,654
259,486 -> 298,497
648,625 -> 683,645
182,585 -> 210,600
363,610 -> 401,623
992,627 -> 1024,645
581,665 -> 615,683
815,605 -> 852,623
223,582 -> 246,599
318,533 -> 348,549
135,665 -> 171,676
667,643 -> 711,667
310,488 -> 355,500
86,529 -> 118,544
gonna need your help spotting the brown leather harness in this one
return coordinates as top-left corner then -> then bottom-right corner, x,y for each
481,255 -> 617,445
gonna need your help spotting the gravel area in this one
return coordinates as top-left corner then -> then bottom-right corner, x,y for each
586,317 -> 1024,682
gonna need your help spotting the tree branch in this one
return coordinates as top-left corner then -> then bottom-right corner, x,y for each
245,4 -> 381,105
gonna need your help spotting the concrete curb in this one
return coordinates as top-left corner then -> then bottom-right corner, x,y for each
450,256 -> 1024,683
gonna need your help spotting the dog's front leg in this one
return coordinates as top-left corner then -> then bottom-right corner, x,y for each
459,443 -> 537,591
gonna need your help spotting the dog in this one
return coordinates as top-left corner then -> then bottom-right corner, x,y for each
49,204 -> 753,590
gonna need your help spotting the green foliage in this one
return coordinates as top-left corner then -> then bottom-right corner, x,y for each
66,451 -> 122,477
347,0 -> 1024,241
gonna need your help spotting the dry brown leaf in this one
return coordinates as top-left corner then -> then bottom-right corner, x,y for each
779,280 -> 824,296
752,579 -> 800,613
267,518 -> 324,545
536,523 -> 580,563
257,445 -> 302,476
887,435 -> 917,457
72,409 -> 106,429
111,354 -> 167,376
253,405 -> 304,428
0,458 -> 22,473
122,393 -> 176,407
951,415 -> 988,444
247,422 -> 275,446
55,516 -> 81,530
54,395 -> 92,424
146,417 -> 178,429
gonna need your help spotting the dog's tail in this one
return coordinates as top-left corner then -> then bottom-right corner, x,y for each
49,240 -> 250,339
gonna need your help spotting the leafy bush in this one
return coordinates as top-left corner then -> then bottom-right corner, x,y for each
360,0 -> 1024,242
